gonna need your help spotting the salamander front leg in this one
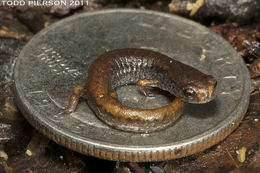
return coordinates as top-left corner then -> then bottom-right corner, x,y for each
110,90 -> 118,100
64,86 -> 85,112
137,79 -> 159,97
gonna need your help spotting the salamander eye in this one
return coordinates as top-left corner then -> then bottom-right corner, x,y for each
184,88 -> 195,97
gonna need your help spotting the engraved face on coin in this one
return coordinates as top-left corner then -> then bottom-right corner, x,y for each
14,9 -> 250,162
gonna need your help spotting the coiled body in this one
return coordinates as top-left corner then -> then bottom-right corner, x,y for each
66,48 -> 217,133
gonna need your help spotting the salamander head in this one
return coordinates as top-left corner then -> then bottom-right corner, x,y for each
180,74 -> 217,104
167,59 -> 217,104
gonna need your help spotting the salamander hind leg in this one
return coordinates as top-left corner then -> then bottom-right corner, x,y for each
64,86 -> 85,113
137,79 -> 159,97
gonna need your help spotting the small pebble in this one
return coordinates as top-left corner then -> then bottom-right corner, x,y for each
237,147 -> 247,163
26,149 -> 32,157
0,150 -> 8,160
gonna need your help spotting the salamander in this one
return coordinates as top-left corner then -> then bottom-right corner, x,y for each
65,48 -> 217,133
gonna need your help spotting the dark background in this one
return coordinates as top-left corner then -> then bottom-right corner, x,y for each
0,0 -> 260,172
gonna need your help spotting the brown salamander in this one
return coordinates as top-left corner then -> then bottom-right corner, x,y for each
65,48 -> 217,133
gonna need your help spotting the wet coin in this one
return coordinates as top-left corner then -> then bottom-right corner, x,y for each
14,9 -> 250,162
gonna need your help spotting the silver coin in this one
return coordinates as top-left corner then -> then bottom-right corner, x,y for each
14,9 -> 250,162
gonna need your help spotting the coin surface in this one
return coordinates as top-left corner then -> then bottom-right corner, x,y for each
14,9 -> 250,162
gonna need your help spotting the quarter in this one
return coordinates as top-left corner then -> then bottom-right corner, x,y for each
14,9 -> 250,162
